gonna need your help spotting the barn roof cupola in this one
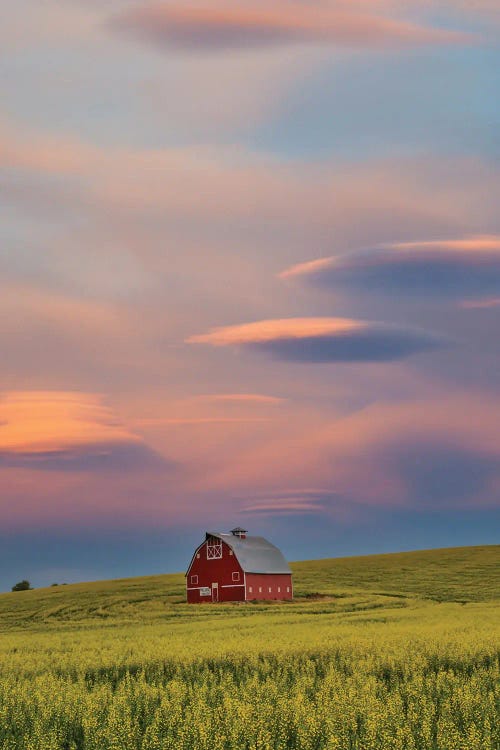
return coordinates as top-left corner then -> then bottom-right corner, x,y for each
230,526 -> 248,539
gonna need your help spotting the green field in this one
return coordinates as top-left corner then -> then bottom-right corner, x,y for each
0,545 -> 498,749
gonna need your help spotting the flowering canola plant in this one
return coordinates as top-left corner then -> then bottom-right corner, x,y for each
0,547 -> 498,749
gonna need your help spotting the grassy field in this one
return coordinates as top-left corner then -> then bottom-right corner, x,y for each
0,545 -> 498,749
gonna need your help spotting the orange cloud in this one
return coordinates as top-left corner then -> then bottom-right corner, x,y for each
136,417 -> 271,426
460,297 -> 500,309
188,318 -> 365,345
187,317 -> 444,362
392,235 -> 500,253
110,1 -> 471,51
0,392 -> 135,453
280,257 -> 336,281
281,235 -> 500,280
0,392 -> 165,471
190,393 -> 285,404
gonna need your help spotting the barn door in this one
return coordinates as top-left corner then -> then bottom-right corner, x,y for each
211,582 -> 219,602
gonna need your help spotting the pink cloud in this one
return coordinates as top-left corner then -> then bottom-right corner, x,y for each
188,317 -> 366,345
0,122 -> 99,174
187,317 -> 444,362
3,124 -> 498,248
393,236 -> 500,253
240,489 -> 333,516
0,391 -> 166,471
110,1 -> 471,51
136,417 -> 271,426
202,394 -> 500,513
281,235 -> 500,279
0,469 -> 175,530
1,2 -> 99,53
1,389 -> 497,529
460,297 -> 500,309
0,284 -> 163,388
0,391 -> 179,530
280,235 -> 500,300
190,393 -> 285,404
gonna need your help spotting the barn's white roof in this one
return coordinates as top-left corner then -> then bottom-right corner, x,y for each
206,531 -> 291,574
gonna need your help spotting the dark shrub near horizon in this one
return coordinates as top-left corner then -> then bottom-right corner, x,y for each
11,580 -> 32,592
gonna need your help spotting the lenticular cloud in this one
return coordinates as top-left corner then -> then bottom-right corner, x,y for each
280,236 -> 500,300
187,317 -> 444,362
0,392 -> 166,472
109,1 -> 469,51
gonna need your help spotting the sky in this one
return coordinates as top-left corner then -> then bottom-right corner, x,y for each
1,0 -> 499,589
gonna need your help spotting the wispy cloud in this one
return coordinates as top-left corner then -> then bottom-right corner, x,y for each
109,1 -> 471,52
3,122 -> 498,260
135,417 -> 271,426
190,393 -> 285,404
187,317 -> 445,362
205,393 -> 500,512
240,488 -> 335,516
459,297 -> 500,309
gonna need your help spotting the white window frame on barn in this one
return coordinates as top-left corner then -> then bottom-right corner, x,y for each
232,571 -> 240,582
206,536 -> 222,560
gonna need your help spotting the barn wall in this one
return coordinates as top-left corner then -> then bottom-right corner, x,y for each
245,573 -> 293,601
186,539 -> 245,603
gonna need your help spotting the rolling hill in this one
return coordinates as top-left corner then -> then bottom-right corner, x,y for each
0,544 -> 497,631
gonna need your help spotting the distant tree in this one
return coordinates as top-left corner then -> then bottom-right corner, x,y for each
11,580 -> 32,592
51,583 -> 59,587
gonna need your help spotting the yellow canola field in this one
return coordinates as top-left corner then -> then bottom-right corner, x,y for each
0,546 -> 498,750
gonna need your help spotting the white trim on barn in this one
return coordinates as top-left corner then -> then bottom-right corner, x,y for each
206,537 -> 223,560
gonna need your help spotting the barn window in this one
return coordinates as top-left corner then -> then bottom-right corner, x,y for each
259,587 -> 262,593
190,575 -> 198,585
232,571 -> 240,582
268,587 -> 272,593
249,586 -> 253,593
206,536 -> 222,560
287,587 -> 290,593
278,587 -> 281,593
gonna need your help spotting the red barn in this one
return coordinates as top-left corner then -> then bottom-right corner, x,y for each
186,527 -> 293,603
